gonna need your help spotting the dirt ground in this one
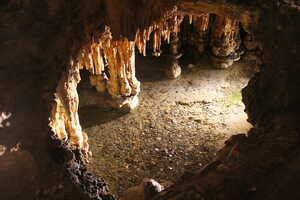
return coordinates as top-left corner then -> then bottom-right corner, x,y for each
78,54 -> 255,197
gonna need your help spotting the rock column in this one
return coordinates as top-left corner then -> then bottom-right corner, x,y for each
210,15 -> 241,68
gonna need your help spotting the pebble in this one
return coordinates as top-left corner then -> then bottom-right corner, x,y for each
0,145 -> 6,156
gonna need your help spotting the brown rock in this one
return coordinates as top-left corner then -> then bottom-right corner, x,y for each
120,178 -> 164,200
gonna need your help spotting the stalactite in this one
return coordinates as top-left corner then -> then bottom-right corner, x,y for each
189,14 -> 193,24
209,15 -> 241,68
104,42 -> 122,98
134,12 -> 184,57
210,15 -> 240,57
90,75 -> 106,93
192,13 -> 210,54
91,43 -> 105,75
126,42 -> 140,96
49,9 -> 185,153
104,36 -> 140,98
76,27 -> 140,100
135,30 -> 147,56
193,14 -> 210,33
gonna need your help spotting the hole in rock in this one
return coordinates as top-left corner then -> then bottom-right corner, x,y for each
78,49 -> 256,196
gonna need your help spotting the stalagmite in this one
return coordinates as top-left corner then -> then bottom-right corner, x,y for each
49,26 -> 143,156
165,34 -> 182,79
210,15 -> 241,68
49,59 -> 89,155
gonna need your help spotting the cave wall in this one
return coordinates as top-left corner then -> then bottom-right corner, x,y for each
243,2 -> 300,125
0,0 -> 109,199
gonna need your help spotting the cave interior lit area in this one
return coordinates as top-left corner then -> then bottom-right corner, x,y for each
77,16 -> 259,197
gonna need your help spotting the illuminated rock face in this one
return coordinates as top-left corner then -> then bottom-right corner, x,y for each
49,59 -> 89,154
49,29 -> 141,152
49,9 -> 184,153
76,27 -> 140,100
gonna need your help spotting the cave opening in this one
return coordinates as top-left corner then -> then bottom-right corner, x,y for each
76,17 -> 258,195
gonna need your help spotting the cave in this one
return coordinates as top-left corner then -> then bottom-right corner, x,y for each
1,1 -> 300,200
77,16 -> 257,196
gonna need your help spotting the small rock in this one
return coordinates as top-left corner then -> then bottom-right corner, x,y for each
0,145 -> 6,156
189,116 -> 202,122
120,178 -> 163,200
187,64 -> 195,69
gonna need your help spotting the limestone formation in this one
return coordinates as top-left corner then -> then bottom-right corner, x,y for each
76,27 -> 140,112
180,13 -> 244,67
77,27 -> 140,99
192,14 -> 210,54
165,34 -> 182,79
164,55 -> 182,79
78,11 -> 185,109
49,59 -> 90,155
210,15 -> 241,68
89,75 -> 107,93
48,6 -> 187,159
135,11 -> 184,57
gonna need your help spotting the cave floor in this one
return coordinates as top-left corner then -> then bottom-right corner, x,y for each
78,55 -> 255,197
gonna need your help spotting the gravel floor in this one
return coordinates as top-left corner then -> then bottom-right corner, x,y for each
78,55 -> 255,197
